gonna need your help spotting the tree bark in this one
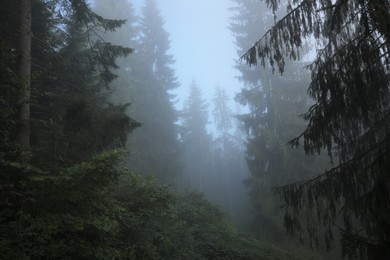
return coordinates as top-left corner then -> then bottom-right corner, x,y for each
17,0 -> 32,150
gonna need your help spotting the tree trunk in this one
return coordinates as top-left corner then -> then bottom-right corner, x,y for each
17,0 -> 32,150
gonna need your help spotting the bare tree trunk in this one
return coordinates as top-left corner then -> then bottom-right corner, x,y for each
17,0 -> 32,150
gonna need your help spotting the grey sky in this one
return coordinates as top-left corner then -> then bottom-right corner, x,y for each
140,0 -> 241,108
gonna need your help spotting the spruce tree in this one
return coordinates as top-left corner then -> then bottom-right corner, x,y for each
0,1 -> 137,257
180,80 -> 212,191
242,0 -> 390,258
127,0 -> 181,183
211,85 -> 251,226
93,0 -> 139,106
230,0 -> 329,245
213,85 -> 233,152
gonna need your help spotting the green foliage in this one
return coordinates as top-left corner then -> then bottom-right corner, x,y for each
103,0 -> 182,183
0,144 -> 301,259
173,192 -> 300,260
0,150 -> 122,259
230,0 -> 329,250
243,0 -> 390,259
24,0 -> 139,169
0,0 -> 326,259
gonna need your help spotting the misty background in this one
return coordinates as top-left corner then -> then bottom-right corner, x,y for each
92,0 -> 255,228
146,0 -> 249,212
91,0 -> 333,252
92,0 -> 329,244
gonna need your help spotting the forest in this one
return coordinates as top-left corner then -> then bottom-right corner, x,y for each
0,0 -> 389,259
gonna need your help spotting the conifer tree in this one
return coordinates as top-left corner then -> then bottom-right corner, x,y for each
242,0 -> 390,258
0,1 -> 137,257
127,0 -> 181,183
180,80 -> 212,190
0,1 -> 308,259
29,0 -> 136,167
211,85 -> 251,225
93,0 -> 139,106
213,85 -> 233,152
230,0 -> 329,245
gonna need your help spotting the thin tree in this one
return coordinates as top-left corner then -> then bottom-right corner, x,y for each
180,80 -> 211,190
17,0 -> 32,150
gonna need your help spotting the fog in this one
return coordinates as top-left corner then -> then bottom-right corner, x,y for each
155,0 -> 240,109
3,0 -> 387,258
155,0 -> 250,227
92,0 -> 332,257
92,0 -> 253,228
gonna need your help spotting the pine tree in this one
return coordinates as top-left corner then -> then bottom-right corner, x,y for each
93,0 -> 139,106
230,0 -> 329,245
213,85 -> 233,152
127,0 -> 181,183
0,1 -> 138,257
30,0 -> 136,167
242,0 -> 390,258
211,85 -> 251,225
180,80 -> 212,190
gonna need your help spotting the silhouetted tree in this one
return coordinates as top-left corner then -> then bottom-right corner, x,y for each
243,0 -> 390,259
93,0 -> 139,105
0,1 -> 310,259
0,1 -> 137,257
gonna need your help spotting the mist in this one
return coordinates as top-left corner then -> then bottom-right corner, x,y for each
3,0 -> 387,258
92,0 -> 331,257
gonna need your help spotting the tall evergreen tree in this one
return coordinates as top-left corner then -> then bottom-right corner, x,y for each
243,0 -> 390,258
211,85 -> 251,228
230,0 -> 329,245
127,0 -> 181,183
212,85 -> 235,211
180,80 -> 212,190
0,1 -> 138,257
30,0 -> 136,167
213,85 -> 233,152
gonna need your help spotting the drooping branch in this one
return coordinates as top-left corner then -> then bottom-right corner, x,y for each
240,0 -> 318,73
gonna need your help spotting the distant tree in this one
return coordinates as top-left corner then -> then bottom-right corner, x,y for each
242,0 -> 390,259
127,0 -> 181,183
213,85 -> 233,152
210,85 -> 251,226
180,80 -> 212,190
